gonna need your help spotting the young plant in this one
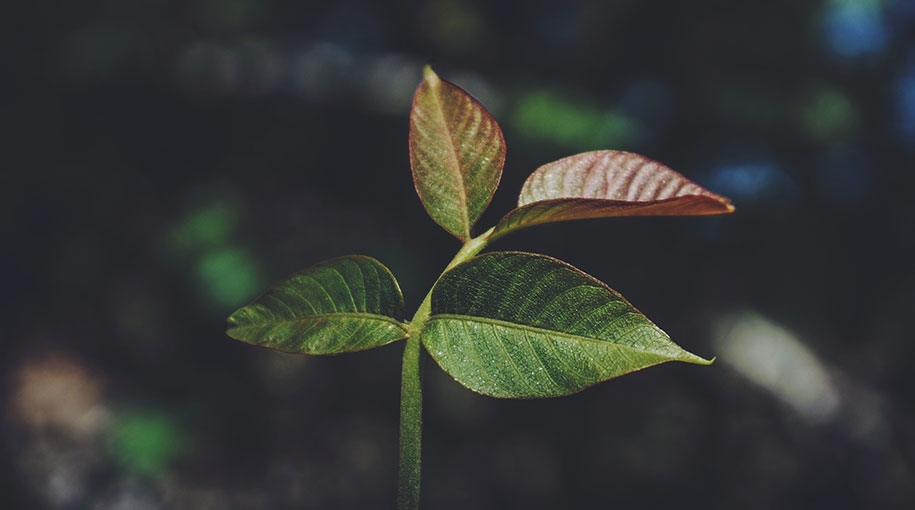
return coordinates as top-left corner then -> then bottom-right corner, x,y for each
226,66 -> 734,509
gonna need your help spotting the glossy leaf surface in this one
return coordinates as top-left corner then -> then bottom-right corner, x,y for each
409,66 -> 505,241
227,256 -> 408,354
493,150 -> 733,238
422,252 -> 710,398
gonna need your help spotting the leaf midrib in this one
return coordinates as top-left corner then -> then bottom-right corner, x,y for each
427,313 -> 677,359
493,195 -> 732,239
428,81 -> 471,239
230,312 -> 409,332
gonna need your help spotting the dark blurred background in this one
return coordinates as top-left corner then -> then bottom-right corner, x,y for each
4,0 -> 915,508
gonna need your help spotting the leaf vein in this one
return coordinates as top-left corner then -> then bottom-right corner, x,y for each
429,315 -> 671,358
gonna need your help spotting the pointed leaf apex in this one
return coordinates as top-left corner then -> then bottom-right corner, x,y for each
423,65 -> 439,86
683,352 -> 715,366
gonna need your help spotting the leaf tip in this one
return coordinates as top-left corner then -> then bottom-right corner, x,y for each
225,306 -> 253,340
423,65 -> 440,86
226,302 -> 248,321
687,353 -> 715,366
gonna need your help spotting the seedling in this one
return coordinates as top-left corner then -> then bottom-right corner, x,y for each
226,66 -> 733,509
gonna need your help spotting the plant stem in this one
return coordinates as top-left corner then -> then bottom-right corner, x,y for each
397,334 -> 423,510
396,226 -> 494,510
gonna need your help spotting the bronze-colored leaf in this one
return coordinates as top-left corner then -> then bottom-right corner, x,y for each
492,150 -> 733,239
409,66 -> 505,241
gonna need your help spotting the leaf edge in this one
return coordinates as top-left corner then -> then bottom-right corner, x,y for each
420,250 -> 713,399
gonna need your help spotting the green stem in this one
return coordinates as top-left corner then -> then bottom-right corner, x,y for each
397,334 -> 423,510
396,226 -> 494,510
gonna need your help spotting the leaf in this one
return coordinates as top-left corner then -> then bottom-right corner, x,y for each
492,150 -> 733,239
409,66 -> 506,241
226,255 -> 408,355
421,252 -> 710,398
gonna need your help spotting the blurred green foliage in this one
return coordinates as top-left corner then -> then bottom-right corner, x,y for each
799,86 -> 857,142
165,197 -> 265,312
110,409 -> 191,477
512,89 -> 643,150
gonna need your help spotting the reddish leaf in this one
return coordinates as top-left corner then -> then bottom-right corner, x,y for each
409,66 -> 505,241
493,150 -> 733,238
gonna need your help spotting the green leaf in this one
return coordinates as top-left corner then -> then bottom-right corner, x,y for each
409,66 -> 505,241
492,150 -> 733,239
421,252 -> 710,398
227,255 -> 409,355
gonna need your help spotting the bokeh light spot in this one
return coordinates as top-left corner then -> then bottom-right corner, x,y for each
166,199 -> 241,258
12,353 -> 109,436
700,160 -> 797,206
195,247 -> 263,310
822,0 -> 890,59
512,90 -> 642,150
799,86 -> 857,142
110,410 -> 190,477
895,51 -> 915,144
712,311 -> 840,423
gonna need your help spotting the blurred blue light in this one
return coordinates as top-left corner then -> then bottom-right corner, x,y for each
888,0 -> 915,22
619,79 -> 674,130
823,1 -> 889,59
314,2 -> 383,51
816,145 -> 874,206
708,164 -> 775,197
895,52 -> 915,144
701,161 -> 797,205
